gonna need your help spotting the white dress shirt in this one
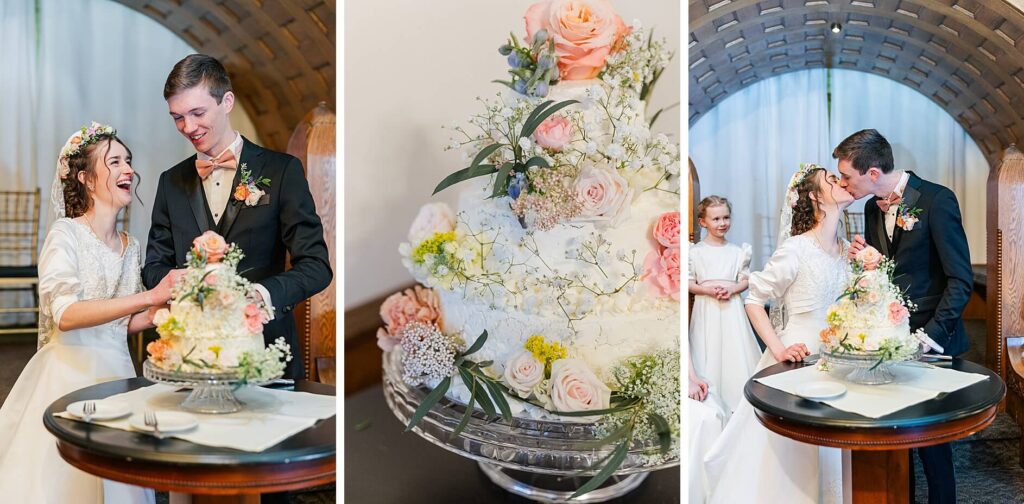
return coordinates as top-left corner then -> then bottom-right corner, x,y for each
198,132 -> 243,224
883,171 -> 910,241
196,132 -> 275,319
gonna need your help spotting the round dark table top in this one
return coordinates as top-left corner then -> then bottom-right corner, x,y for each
744,357 -> 1005,431
344,384 -> 680,503
43,377 -> 336,466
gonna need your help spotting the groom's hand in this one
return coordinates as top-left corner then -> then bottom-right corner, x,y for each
848,234 -> 867,260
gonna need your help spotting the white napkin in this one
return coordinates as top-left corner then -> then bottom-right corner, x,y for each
754,363 -> 988,419
56,384 -> 336,452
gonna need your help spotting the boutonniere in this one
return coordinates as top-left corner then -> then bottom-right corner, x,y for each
895,203 -> 922,231
233,163 -> 271,207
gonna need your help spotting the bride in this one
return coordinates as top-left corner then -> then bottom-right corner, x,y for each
703,164 -> 854,503
0,123 -> 179,502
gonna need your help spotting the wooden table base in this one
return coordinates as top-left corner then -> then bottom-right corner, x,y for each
852,449 -> 910,504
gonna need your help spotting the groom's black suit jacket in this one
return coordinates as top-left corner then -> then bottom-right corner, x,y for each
142,136 -> 332,379
863,172 -> 972,356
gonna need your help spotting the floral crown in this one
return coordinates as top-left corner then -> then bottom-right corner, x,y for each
57,122 -> 117,179
786,163 -> 823,208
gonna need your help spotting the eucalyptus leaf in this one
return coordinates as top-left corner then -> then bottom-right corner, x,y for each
649,412 -> 672,455
523,156 -> 550,171
405,376 -> 452,432
461,368 -> 497,420
433,164 -> 497,195
491,162 -> 514,199
520,100 -> 554,137
520,100 -> 579,139
461,330 -> 489,357
482,378 -> 513,422
571,442 -> 629,498
471,143 -> 503,168
580,422 -> 632,449
451,379 -> 478,439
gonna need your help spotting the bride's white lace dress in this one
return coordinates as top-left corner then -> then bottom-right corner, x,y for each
703,233 -> 849,504
0,218 -> 154,503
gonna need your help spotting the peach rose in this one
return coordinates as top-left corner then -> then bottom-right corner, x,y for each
407,203 -> 456,245
652,211 -> 680,249
192,230 -> 228,263
70,135 -> 82,145
234,184 -> 250,202
525,0 -> 629,80
376,286 -> 444,351
533,114 -> 572,151
574,165 -> 633,227
549,358 -> 611,412
642,246 -> 680,301
856,246 -> 883,271
503,350 -> 545,398
147,339 -> 179,367
888,301 -> 910,325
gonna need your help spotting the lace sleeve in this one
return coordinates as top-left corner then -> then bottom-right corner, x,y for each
37,221 -> 81,347
745,238 -> 800,307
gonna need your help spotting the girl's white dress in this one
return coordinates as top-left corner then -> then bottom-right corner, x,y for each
688,240 -> 762,415
703,234 -> 849,504
688,390 -> 726,504
0,218 -> 155,503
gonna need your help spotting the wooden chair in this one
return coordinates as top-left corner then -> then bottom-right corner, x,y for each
844,211 -> 865,242
0,189 -> 41,335
986,145 -> 1024,467
287,103 -> 337,384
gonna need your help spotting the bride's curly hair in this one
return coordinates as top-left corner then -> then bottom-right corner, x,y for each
62,135 -> 135,218
790,167 -> 826,237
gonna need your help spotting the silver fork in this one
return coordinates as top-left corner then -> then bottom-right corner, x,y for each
82,401 -> 96,423
144,411 -> 163,439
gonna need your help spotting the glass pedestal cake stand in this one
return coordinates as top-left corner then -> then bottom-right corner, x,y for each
819,345 -> 924,385
381,350 -> 678,503
142,360 -> 279,414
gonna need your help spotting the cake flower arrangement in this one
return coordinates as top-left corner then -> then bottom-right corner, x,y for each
147,231 -> 290,383
819,246 -> 925,371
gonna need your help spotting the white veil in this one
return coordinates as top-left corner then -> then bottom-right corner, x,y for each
769,163 -> 822,331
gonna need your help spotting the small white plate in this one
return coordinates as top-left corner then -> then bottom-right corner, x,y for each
795,382 -> 847,400
129,411 -> 199,433
65,400 -> 131,421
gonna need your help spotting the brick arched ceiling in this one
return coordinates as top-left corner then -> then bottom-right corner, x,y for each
112,0 -> 335,151
689,0 -> 1024,165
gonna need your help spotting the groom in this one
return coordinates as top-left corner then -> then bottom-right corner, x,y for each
837,129 -> 972,504
142,54 -> 332,380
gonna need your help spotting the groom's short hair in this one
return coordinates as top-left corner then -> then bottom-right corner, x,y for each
164,54 -> 233,103
832,129 -> 894,174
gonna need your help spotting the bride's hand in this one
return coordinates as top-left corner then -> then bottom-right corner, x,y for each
848,235 -> 867,260
773,343 -> 810,363
148,269 -> 185,305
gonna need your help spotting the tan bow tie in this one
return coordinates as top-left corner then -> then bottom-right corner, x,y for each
876,192 -> 902,213
195,149 -> 237,179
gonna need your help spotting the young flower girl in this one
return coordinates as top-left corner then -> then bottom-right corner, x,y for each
688,195 -> 761,415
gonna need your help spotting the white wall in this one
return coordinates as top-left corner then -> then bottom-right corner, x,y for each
344,0 -> 681,309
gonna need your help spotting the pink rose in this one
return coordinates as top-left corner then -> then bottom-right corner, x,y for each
574,165 -> 633,227
549,358 -> 611,412
888,301 -> 910,325
192,230 -> 228,263
525,0 -> 630,80
244,303 -> 266,333
376,286 -> 443,351
503,350 -> 544,398
652,211 -> 680,249
856,246 -> 883,271
533,114 -> 572,151
643,246 -> 681,301
407,203 -> 456,245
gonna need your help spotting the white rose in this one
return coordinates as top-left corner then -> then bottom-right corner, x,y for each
548,358 -> 611,412
407,203 -> 456,244
245,188 -> 263,206
574,166 -> 633,227
153,308 -> 170,326
503,350 -> 544,398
